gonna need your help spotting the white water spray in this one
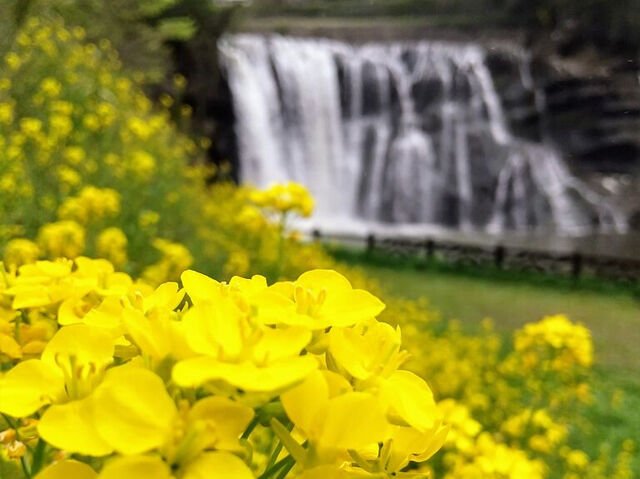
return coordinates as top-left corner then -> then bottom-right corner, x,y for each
220,34 -> 626,235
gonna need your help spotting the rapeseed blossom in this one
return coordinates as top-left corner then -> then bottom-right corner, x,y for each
0,258 -> 447,478
0,12 -> 635,479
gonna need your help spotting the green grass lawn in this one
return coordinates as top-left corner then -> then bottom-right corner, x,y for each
337,252 -> 640,376
333,249 -> 640,473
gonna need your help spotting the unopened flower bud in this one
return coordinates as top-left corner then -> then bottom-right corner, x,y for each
54,450 -> 69,462
7,440 -> 26,458
0,429 -> 16,444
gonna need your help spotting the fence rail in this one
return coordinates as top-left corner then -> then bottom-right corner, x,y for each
310,230 -> 640,282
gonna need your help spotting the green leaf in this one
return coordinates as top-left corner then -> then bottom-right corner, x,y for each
137,0 -> 179,17
0,456 -> 25,479
156,17 -> 197,41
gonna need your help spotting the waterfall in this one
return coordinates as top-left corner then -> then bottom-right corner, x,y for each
220,34 -> 627,236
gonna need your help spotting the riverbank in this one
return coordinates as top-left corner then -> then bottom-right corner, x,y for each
239,15 -> 523,45
331,246 -> 640,374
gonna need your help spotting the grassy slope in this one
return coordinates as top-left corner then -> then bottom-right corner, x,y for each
331,247 -> 640,375
336,252 -> 640,471
361,262 -> 640,375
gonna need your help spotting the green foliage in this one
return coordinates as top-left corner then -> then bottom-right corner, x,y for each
252,0 -> 640,51
1,0 -> 243,83
0,14 -> 331,283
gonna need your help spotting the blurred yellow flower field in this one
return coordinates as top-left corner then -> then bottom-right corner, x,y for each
0,10 -> 637,479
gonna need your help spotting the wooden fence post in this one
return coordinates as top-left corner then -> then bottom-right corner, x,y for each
494,245 -> 505,269
366,234 -> 376,253
571,252 -> 582,279
425,238 -> 435,260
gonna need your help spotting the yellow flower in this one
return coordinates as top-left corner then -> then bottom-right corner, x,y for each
44,367 -> 256,478
139,210 -> 160,228
0,102 -> 14,124
129,150 -> 156,179
3,239 -> 40,268
40,77 -> 62,97
20,117 -> 43,137
50,114 -> 73,137
96,228 -> 128,268
34,460 -> 96,479
118,282 -> 192,361
280,369 -> 388,465
251,182 -> 315,218
37,220 -> 85,259
95,451 -> 254,479
58,186 -> 121,224
63,146 -> 86,165
142,240 -> 193,285
257,270 -> 385,330
0,325 -> 114,455
223,250 -> 250,278
172,277 -> 316,392
5,52 -> 21,70
173,74 -> 187,90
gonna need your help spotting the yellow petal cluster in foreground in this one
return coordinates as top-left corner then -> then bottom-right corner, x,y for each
0,258 -> 446,478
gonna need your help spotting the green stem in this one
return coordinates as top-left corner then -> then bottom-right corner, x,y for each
274,212 -> 288,280
1,413 -> 17,431
1,415 -> 33,479
265,438 -> 284,471
20,454 -> 32,479
241,415 -> 260,440
14,313 -> 21,344
270,418 -> 306,465
257,455 -> 292,479
273,457 -> 295,479
29,440 -> 45,476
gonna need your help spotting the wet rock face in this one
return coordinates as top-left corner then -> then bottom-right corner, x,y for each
218,34 -> 628,234
486,49 -> 640,176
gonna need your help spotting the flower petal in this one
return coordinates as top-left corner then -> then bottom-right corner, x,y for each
173,356 -> 317,392
0,333 -> 22,359
183,302 -> 243,359
92,366 -> 177,455
252,326 -> 311,363
315,392 -> 388,451
98,455 -> 172,479
38,399 -> 113,456
296,270 -> 352,293
380,370 -> 438,431
181,452 -> 253,479
188,397 -> 254,451
41,324 -> 114,370
181,270 -> 221,304
0,359 -> 64,417
281,370 -> 329,434
320,289 -> 385,328
34,460 -> 97,479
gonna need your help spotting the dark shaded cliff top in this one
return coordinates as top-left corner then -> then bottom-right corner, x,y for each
238,15 -> 526,46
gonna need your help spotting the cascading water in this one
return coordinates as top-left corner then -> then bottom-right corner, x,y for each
220,34 -> 627,236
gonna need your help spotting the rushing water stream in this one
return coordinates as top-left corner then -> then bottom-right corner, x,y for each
220,34 -> 627,236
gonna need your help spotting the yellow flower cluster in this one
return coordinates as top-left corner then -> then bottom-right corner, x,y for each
57,186 -> 120,225
501,409 -> 567,454
36,220 -> 85,260
3,239 -> 40,268
142,239 -> 194,285
251,182 -> 315,218
1,13 -> 635,479
0,259 -> 446,478
96,227 -> 128,268
514,314 -> 593,370
0,16 -> 328,284
380,298 -> 635,479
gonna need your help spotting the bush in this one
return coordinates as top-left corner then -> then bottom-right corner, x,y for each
0,258 -> 447,478
0,15 -> 331,285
